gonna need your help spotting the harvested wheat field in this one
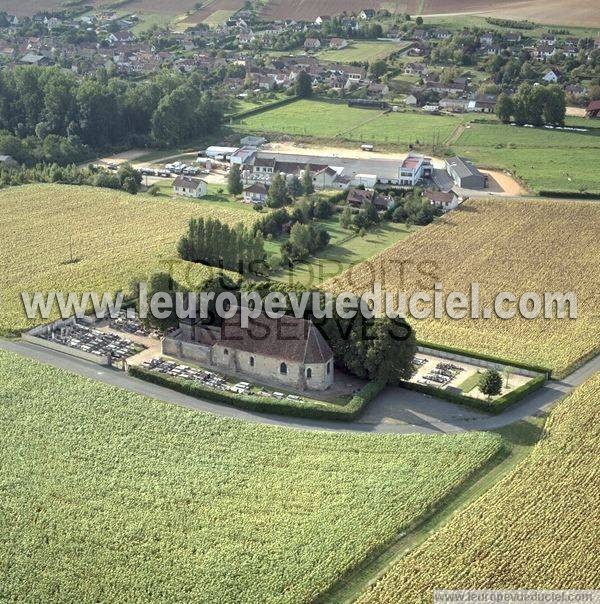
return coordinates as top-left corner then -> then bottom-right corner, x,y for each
0,184 -> 251,335
259,0 -> 600,27
5,0 -> 199,16
358,371 -> 600,603
325,198 -> 600,377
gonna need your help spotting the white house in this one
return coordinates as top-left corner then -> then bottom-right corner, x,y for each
173,175 -> 207,198
398,153 -> 433,186
107,30 -> 135,44
542,69 -> 560,83
312,166 -> 343,189
424,189 -> 461,211
243,182 -> 269,204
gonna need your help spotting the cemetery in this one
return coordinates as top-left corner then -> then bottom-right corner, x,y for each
23,317 -> 146,366
141,356 -> 309,403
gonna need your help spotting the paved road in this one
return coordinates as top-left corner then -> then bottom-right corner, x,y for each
2,338 -> 599,435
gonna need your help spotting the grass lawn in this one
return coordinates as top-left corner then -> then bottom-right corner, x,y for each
457,371 -> 482,394
202,9 -> 236,26
456,122 -> 600,149
454,145 -> 600,194
234,99 -> 465,146
149,179 -> 248,208
350,111 -> 463,146
0,184 -> 252,335
0,350 -> 503,603
269,219 -> 416,287
131,11 -> 174,34
315,41 -> 407,64
453,122 -> 600,194
227,93 -> 287,116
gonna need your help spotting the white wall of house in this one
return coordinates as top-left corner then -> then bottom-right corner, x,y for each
174,182 -> 207,198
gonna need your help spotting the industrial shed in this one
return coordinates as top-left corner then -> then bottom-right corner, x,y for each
445,156 -> 486,190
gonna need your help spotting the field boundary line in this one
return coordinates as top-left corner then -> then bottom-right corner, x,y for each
316,417 -> 547,604
445,122 -> 467,145
337,110 -> 390,139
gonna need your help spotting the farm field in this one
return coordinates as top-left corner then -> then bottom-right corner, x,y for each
259,0 -> 387,21
0,350 -> 503,603
268,219 -> 416,286
178,0 -> 245,26
201,8 -> 237,26
358,371 -> 600,603
456,146 -> 600,194
453,122 -> 600,193
325,198 -> 600,376
0,184 -> 255,335
456,122 -> 600,149
234,99 -> 465,146
316,41 -> 406,64
257,0 -> 600,27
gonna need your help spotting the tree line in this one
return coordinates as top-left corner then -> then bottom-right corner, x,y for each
0,162 -> 142,194
177,217 -> 266,273
0,67 -> 224,166
496,83 -> 566,126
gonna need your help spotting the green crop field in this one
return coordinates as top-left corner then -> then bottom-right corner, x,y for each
202,9 -> 236,26
316,41 -> 406,64
358,371 -> 600,603
0,350 -> 503,603
234,99 -> 465,146
0,184 -> 254,335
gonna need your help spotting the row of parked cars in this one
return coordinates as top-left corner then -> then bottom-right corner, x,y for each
102,161 -> 209,178
164,161 -> 209,176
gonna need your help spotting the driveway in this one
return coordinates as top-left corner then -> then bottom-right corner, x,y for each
1,338 -> 598,435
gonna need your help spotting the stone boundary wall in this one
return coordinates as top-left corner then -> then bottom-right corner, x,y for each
162,331 -> 212,364
417,345 -> 543,378
23,317 -> 109,365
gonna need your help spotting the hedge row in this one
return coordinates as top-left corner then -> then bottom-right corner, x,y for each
227,96 -> 299,121
417,340 -> 552,377
538,190 -> 600,200
402,373 -> 547,414
128,365 -> 386,421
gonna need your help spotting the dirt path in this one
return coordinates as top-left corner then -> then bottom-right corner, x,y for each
264,141 -> 448,167
445,123 -> 467,146
480,169 -> 528,196
94,149 -> 150,165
